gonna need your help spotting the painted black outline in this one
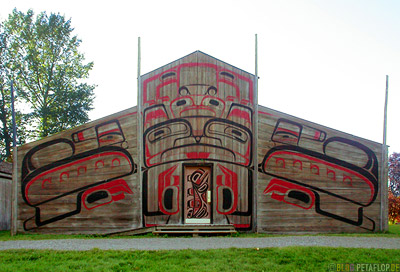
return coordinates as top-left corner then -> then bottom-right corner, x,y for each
21,145 -> 135,231
221,169 -> 253,231
323,137 -> 378,176
259,144 -> 378,207
314,191 -> 375,231
181,163 -> 214,225
95,119 -> 125,147
143,117 -> 253,168
271,119 -> 302,145
259,139 -> 379,231
142,164 -> 183,226
72,128 -> 96,143
21,145 -> 135,206
143,104 -> 170,121
22,139 -> 75,180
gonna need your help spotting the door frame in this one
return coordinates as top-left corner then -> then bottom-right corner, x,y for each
181,163 -> 213,225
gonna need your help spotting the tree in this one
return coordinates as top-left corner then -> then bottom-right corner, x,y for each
1,9 -> 95,139
389,152 -> 400,197
0,22 -> 30,161
388,190 -> 400,224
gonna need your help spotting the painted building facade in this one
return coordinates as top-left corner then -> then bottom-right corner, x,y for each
13,51 -> 387,234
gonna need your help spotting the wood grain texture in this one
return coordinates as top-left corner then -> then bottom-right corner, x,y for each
16,107 -> 139,234
0,174 -> 12,230
140,51 -> 256,230
257,105 -> 383,233
14,51 -> 385,234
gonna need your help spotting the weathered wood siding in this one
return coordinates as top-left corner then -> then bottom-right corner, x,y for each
0,174 -> 12,230
14,50 -> 386,234
140,51 -> 256,230
16,107 -> 139,234
257,106 -> 384,233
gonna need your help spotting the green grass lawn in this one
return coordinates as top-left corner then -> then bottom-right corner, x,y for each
0,225 -> 399,271
0,247 -> 399,272
1,224 -> 399,241
388,223 -> 400,235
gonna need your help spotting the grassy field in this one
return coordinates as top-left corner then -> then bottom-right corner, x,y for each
0,247 -> 399,272
1,224 -> 399,241
0,225 -> 399,271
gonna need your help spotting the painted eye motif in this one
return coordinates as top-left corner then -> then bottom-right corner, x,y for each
206,86 -> 217,96
179,86 -> 190,95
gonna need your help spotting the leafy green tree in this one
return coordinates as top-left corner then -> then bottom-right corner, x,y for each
2,9 -> 95,139
0,22 -> 30,161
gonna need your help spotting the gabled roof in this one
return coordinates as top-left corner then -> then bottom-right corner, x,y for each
141,50 -> 255,78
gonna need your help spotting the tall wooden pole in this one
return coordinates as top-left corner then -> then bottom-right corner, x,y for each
10,80 -> 18,236
11,146 -> 17,235
136,37 -> 143,225
253,34 -> 259,232
11,81 -> 17,147
380,75 -> 389,231
383,75 -> 388,146
137,37 -> 141,115
255,34 -> 258,79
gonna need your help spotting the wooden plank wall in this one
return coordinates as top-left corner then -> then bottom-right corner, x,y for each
15,51 -> 384,234
16,107 -> 139,234
257,106 -> 384,233
140,51 -> 256,230
0,175 -> 12,230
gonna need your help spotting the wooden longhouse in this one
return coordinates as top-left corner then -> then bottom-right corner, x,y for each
0,162 -> 12,230
12,51 -> 388,234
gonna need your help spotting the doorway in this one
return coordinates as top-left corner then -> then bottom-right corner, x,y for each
183,165 -> 212,224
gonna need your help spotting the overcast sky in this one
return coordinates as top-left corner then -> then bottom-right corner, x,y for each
1,0 -> 399,153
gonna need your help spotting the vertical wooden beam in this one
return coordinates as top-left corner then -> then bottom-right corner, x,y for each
253,34 -> 259,232
380,75 -> 389,231
383,75 -> 389,146
11,81 -> 17,147
11,146 -> 18,235
381,145 -> 389,231
136,37 -> 143,227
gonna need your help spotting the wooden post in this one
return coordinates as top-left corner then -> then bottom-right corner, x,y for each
383,75 -> 388,146
380,75 -> 389,231
137,37 -> 141,107
136,37 -> 143,227
11,81 -> 17,147
11,146 -> 18,235
253,34 -> 259,233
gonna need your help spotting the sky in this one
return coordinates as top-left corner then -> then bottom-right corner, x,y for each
1,0 -> 399,153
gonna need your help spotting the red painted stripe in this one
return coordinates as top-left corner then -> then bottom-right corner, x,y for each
264,150 -> 375,203
25,151 -> 132,205
233,224 -> 250,228
77,132 -> 85,141
98,128 -> 120,137
259,111 -> 275,117
185,152 -> 210,159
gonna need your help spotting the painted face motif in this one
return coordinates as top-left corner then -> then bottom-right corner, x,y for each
142,63 -> 254,168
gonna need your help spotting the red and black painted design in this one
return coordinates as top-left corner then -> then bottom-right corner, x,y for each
142,165 -> 180,226
271,118 -> 326,145
260,118 -> 379,231
263,179 -> 315,210
141,62 -> 254,229
215,163 -> 252,229
158,165 -> 180,215
143,105 -> 253,168
186,168 -> 210,220
21,119 -> 136,231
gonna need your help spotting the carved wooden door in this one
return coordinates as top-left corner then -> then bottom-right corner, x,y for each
184,166 -> 211,224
